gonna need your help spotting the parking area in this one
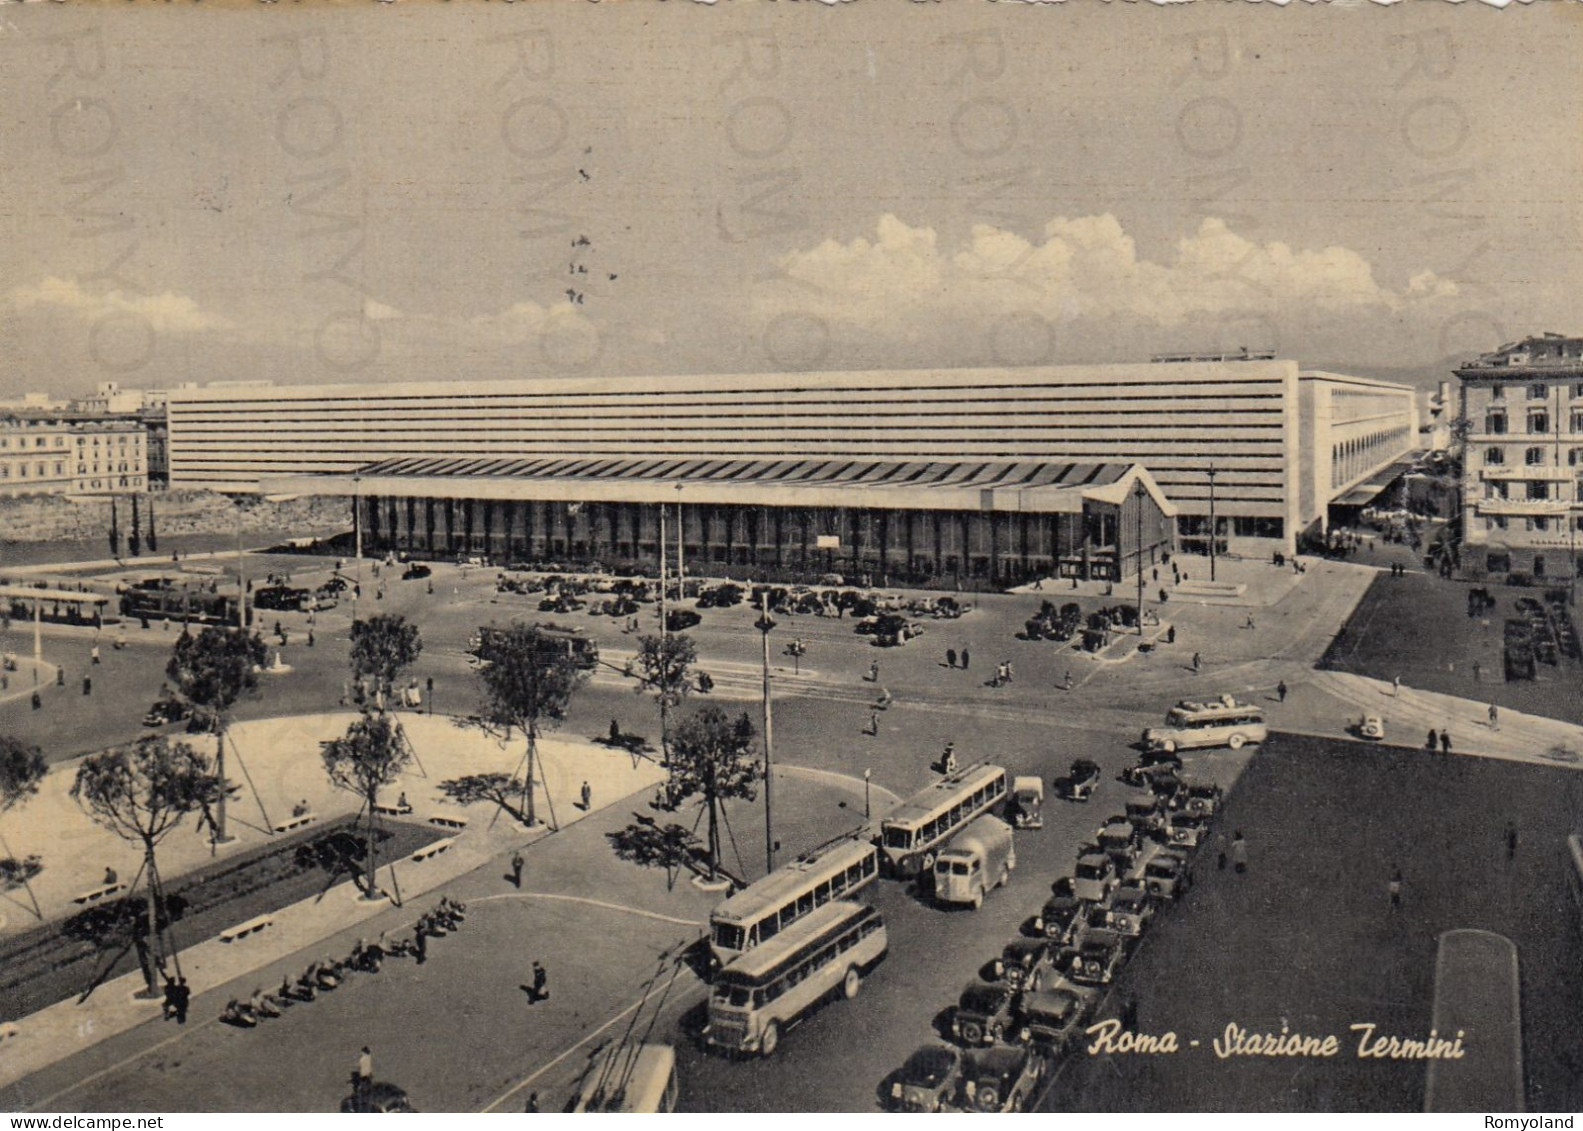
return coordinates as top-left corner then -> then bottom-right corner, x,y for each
1046,732 -> 1583,1113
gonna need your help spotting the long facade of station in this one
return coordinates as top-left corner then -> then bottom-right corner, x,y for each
168,360 -> 1418,566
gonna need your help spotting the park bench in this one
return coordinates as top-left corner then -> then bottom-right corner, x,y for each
273,813 -> 317,834
373,802 -> 414,818
428,814 -> 468,830
73,881 -> 127,906
218,914 -> 274,943
410,837 -> 456,863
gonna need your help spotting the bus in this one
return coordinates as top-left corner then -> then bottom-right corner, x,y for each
119,582 -> 240,627
708,831 -> 879,965
878,763 -> 1009,878
572,1043 -> 678,1113
471,622 -> 600,670
1142,694 -> 1268,754
705,901 -> 887,1058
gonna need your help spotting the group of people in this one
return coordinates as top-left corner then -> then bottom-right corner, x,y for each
218,898 -> 466,1028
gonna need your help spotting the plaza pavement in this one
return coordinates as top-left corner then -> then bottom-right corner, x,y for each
0,709 -> 666,1092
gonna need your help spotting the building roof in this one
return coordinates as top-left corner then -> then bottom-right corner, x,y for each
1455,333 -> 1583,378
265,457 -> 1177,517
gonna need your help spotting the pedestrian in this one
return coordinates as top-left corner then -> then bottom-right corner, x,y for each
356,1047 -> 373,1105
1166,625 -> 1176,645
610,718 -> 622,745
1440,730 -> 1452,756
162,978 -> 179,1021
580,780 -> 592,811
414,925 -> 427,965
946,648 -> 957,669
1392,675 -> 1401,697
1245,614 -> 1255,630
868,710 -> 879,736
307,629 -> 315,648
530,960 -> 548,1002
1276,680 -> 1288,703
1063,671 -> 1074,691
960,647 -> 970,670
1488,703 -> 1499,731
1425,728 -> 1438,751
1472,660 -> 1481,683
1505,820 -> 1518,860
1231,831 -> 1248,874
510,850 -> 525,888
524,1093 -> 540,1114
103,864 -> 118,886
82,675 -> 92,696
1192,652 -> 1201,674
1387,868 -> 1403,908
90,645 -> 101,665
1215,832 -> 1228,871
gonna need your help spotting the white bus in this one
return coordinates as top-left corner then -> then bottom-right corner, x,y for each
1142,695 -> 1268,754
879,762 -> 1009,878
705,901 -> 888,1058
708,832 -> 879,965
572,1043 -> 678,1113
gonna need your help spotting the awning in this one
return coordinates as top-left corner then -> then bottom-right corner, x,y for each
1331,453 -> 1424,508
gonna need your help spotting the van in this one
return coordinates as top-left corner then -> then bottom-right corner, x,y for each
572,1043 -> 677,1112
933,815 -> 1015,909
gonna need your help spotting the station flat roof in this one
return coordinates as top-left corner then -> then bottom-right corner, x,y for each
265,457 -> 1176,516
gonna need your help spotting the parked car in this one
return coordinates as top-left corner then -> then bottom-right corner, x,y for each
142,698 -> 189,727
1120,762 -> 1181,795
401,563 -> 432,581
1067,927 -> 1127,987
1140,848 -> 1191,901
887,1045 -> 964,1113
1173,776 -> 1224,817
1015,987 -> 1090,1052
1162,811 -> 1210,851
665,609 -> 702,632
1053,758 -> 1102,802
1125,796 -> 1167,838
1033,882 -> 1086,943
991,938 -> 1058,993
1100,883 -> 1155,940
948,1044 -> 1045,1112
1071,852 -> 1120,904
951,981 -> 1018,1047
1359,714 -> 1385,741
320,576 -> 349,593
1095,820 -> 1143,874
1007,776 -> 1044,829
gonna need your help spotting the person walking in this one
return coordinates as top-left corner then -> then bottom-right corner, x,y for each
1230,831 -> 1248,874
1488,703 -> 1499,731
524,1093 -> 540,1114
868,710 -> 879,736
1276,680 -> 1287,703
1472,660 -> 1481,683
530,960 -> 548,1002
1392,675 -> 1401,697
1505,820 -> 1518,861
960,647 -> 970,671
413,924 -> 428,966
356,1047 -> 373,1106
1425,728 -> 1438,752
1191,652 -> 1201,674
1440,730 -> 1452,756
609,718 -> 621,745
510,850 -> 525,888
580,780 -> 592,811
946,648 -> 957,670
1166,624 -> 1176,645
1215,832 -> 1228,871
90,645 -> 101,665
171,977 -> 190,1024
1387,868 -> 1403,909
1063,670 -> 1074,691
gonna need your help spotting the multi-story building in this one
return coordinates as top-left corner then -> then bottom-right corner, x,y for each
1456,333 -> 1583,580
0,415 -> 149,498
169,360 -> 1417,562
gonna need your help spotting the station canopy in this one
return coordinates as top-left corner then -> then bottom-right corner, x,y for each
267,456 -> 1176,516
1332,452 -> 1425,508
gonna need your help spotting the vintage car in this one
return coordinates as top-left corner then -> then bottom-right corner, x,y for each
142,698 -> 190,727
951,981 -> 1019,1047
664,609 -> 702,632
1007,776 -> 1045,830
1171,776 -> 1224,818
1095,820 -> 1144,874
1359,714 -> 1386,741
1015,987 -> 1091,1052
1053,759 -> 1102,802
1071,852 -> 1120,904
1067,927 -> 1127,987
1140,848 -> 1191,900
1124,796 -> 1167,838
1163,811 -> 1211,851
947,1044 -> 1045,1113
991,939 -> 1058,993
887,1044 -> 964,1112
1033,884 -> 1087,943
401,563 -> 432,581
1100,883 -> 1155,940
1119,762 -> 1181,796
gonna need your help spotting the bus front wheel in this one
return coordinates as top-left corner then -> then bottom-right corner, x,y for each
760,1021 -> 780,1057
842,965 -> 862,1000
1228,733 -> 1246,750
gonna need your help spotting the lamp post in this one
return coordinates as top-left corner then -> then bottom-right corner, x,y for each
234,499 -> 247,631
863,767 -> 871,820
351,472 -> 363,625
1206,464 -> 1219,583
758,590 -> 776,875
1134,477 -> 1148,633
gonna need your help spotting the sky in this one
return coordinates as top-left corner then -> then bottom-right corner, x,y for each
1,1 -> 1578,398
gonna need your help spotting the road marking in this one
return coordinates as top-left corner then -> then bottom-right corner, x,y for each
775,763 -> 902,806
25,1014 -> 222,1111
472,892 -> 705,928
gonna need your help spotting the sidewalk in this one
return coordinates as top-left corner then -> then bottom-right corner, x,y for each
0,711 -> 666,1090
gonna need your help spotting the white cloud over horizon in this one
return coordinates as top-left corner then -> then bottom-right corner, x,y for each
7,277 -> 233,335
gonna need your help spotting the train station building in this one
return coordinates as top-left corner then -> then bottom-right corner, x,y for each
165,358 -> 1418,586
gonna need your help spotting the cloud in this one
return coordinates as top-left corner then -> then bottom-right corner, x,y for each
7,276 -> 231,334
467,300 -> 597,346
362,298 -> 403,321
759,214 -> 1461,364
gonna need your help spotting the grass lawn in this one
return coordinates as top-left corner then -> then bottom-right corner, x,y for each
1317,573 -> 1583,727
1046,733 -> 1583,1113
0,817 -> 442,1024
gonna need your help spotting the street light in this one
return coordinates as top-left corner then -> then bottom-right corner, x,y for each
351,472 -> 363,624
757,590 -> 776,875
863,768 -> 872,819
1133,477 -> 1148,634
1205,464 -> 1219,583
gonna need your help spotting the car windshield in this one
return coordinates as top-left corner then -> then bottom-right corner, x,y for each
1146,861 -> 1176,878
901,1047 -> 958,1086
1075,859 -> 1108,879
712,923 -> 745,952
882,826 -> 913,850
1026,993 -> 1074,1023
712,982 -> 753,1008
959,984 -> 1008,1014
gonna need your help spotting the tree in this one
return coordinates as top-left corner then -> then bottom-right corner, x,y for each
633,633 -> 696,766
607,818 -> 701,891
667,706 -> 759,882
129,495 -> 142,558
472,625 -> 587,828
146,496 -> 157,554
321,711 -> 411,897
71,736 -> 219,993
0,736 -> 48,917
349,614 -> 423,706
108,496 -> 120,558
438,771 -> 528,824
165,626 -> 267,843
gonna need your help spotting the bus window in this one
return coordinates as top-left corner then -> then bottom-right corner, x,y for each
815,879 -> 831,903
883,826 -> 912,850
863,855 -> 876,878
797,891 -> 814,916
760,916 -> 780,943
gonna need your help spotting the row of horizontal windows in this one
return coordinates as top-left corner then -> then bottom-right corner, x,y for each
168,412 -> 1294,430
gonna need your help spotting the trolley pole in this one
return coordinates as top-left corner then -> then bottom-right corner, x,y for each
760,590 -> 775,875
